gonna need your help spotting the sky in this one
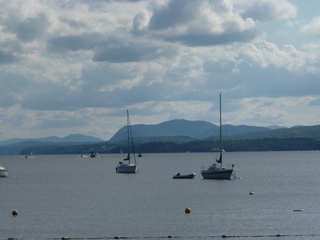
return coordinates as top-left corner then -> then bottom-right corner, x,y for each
1,0 -> 320,141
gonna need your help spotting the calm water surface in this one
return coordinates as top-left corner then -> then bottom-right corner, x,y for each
0,151 -> 320,240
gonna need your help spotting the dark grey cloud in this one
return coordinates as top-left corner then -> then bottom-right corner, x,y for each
93,46 -> 148,62
145,0 -> 257,46
240,0 -> 296,22
5,14 -> 48,42
241,2 -> 278,22
148,0 -> 197,31
0,73 -> 27,109
0,51 -> 18,64
47,34 -> 102,53
164,30 -> 257,46
93,43 -> 177,63
53,0 -> 144,11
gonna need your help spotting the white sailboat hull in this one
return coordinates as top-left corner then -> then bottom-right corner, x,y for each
0,166 -> 8,177
116,163 -> 137,173
201,166 -> 233,179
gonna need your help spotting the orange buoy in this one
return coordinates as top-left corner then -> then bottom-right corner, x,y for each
185,208 -> 191,213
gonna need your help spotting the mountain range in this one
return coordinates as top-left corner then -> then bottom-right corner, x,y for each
1,119 -> 320,155
0,134 -> 104,146
108,119 -> 273,142
0,134 -> 104,155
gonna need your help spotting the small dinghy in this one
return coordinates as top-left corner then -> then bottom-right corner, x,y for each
172,173 -> 196,179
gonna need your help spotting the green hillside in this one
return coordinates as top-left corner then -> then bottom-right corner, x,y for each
224,125 -> 320,140
12,121 -> 320,155
109,119 -> 270,142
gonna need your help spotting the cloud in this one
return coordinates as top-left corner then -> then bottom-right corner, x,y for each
164,30 -> 257,46
300,16 -> 320,37
93,41 -> 177,63
0,0 -> 320,141
131,10 -> 151,35
47,34 -> 101,53
239,0 -> 297,22
0,51 -> 19,64
136,0 -> 257,46
241,40 -> 306,71
36,117 -> 88,129
10,14 -> 48,42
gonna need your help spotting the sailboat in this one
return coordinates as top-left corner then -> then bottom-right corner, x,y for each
0,165 -> 8,177
116,110 -> 137,173
201,93 -> 234,179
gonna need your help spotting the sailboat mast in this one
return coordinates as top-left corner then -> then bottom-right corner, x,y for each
219,92 -> 223,165
126,109 -> 130,163
128,113 -> 137,164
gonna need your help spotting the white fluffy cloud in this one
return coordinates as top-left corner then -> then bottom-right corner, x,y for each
300,16 -> 320,36
237,0 -> 297,22
0,0 -> 320,141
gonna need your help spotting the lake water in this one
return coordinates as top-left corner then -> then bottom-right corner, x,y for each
1,151 -> 320,240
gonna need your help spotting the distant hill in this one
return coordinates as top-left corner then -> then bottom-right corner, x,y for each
109,119 -> 271,142
108,119 -> 320,142
4,119 -> 320,155
0,134 -> 104,146
0,134 -> 104,155
223,125 -> 320,140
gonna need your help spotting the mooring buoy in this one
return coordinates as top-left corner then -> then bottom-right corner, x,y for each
12,210 -> 18,216
185,208 -> 191,213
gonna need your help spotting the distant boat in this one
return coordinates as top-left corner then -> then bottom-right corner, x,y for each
210,148 -> 225,152
201,93 -> 235,180
172,173 -> 196,179
0,165 -> 8,177
90,152 -> 97,158
116,110 -> 137,173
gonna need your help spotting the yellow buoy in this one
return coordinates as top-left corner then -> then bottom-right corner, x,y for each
12,210 -> 18,216
185,208 -> 191,213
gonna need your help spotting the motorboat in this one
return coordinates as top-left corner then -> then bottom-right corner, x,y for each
172,173 -> 196,179
0,165 -> 8,177
210,148 -> 225,152
90,152 -> 97,158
